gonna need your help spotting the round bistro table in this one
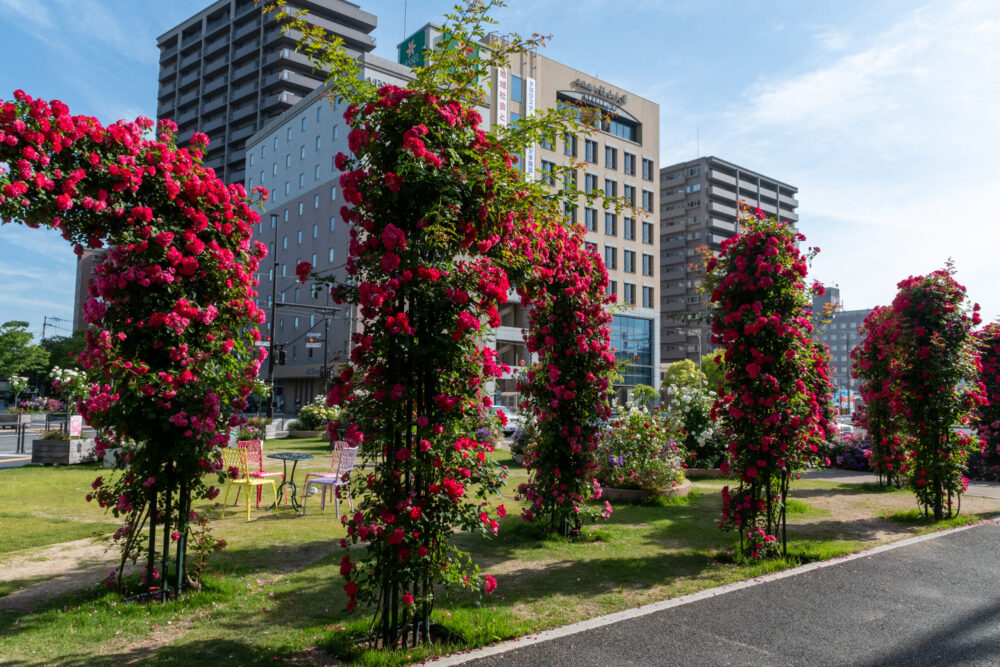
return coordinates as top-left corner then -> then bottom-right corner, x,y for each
266,451 -> 314,510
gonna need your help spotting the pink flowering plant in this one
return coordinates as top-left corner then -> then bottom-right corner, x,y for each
0,90 -> 266,596
514,219 -> 617,533
973,322 -> 1000,473
888,265 -> 984,519
593,406 -> 685,492
850,306 -> 909,487
704,206 -> 834,559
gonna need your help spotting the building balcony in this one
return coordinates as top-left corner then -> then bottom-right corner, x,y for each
204,76 -> 229,97
663,301 -> 686,312
234,20 -> 261,41
662,236 -> 685,250
230,82 -> 258,102
661,284 -> 686,297
202,96 -> 227,115
206,15 -> 230,35
707,217 -> 736,234
178,88 -> 200,105
265,69 -> 322,93
708,168 -> 736,186
707,201 -> 738,218
159,62 -> 178,79
779,193 -> 799,208
707,233 -> 727,246
263,90 -> 302,111
204,56 -> 228,76
230,124 -> 258,143
176,106 -> 199,125
159,45 -> 178,62
233,40 -> 262,62
180,50 -> 202,68
660,190 -> 684,204
204,36 -> 229,56
759,185 -> 777,200
156,100 -> 175,120
231,60 -> 259,82
179,69 -> 201,88
230,103 -> 257,123
707,184 -> 736,201
780,210 -> 799,223
660,173 -> 684,188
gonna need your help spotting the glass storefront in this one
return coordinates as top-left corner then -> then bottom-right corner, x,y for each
610,315 -> 654,388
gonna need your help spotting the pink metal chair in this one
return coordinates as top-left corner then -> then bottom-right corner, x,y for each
234,440 -> 282,508
301,444 -> 357,517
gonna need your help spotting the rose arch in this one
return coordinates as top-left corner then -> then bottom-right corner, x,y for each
0,90 -> 267,598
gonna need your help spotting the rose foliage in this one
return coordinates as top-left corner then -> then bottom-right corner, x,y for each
704,208 -> 834,559
973,322 -> 1000,471
850,306 -> 909,487
0,90 -> 266,594
889,267 -> 984,519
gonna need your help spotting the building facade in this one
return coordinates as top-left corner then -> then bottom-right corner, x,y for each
155,0 -> 376,184
813,287 -> 872,413
659,156 -> 799,369
244,55 -> 412,409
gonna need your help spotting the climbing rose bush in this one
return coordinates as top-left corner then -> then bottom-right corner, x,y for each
973,322 -> 1000,472
0,90 -> 265,592
704,207 -> 834,559
323,85 -> 512,647
850,306 -> 909,487
514,219 -> 617,534
889,267 -> 984,519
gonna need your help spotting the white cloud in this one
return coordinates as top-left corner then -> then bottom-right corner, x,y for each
0,0 -> 54,29
701,0 -> 1000,318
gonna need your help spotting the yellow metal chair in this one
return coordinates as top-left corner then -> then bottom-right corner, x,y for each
221,446 -> 278,521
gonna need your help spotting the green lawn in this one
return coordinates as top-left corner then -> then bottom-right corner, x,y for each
1,439 -> 997,665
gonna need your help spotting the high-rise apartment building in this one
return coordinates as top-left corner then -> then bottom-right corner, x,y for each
155,0 -> 376,184
659,156 -> 799,369
812,287 -> 872,413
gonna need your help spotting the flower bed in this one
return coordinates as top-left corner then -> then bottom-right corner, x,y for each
594,407 -> 685,492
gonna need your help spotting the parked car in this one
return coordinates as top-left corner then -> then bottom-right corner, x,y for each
495,405 -> 521,437
837,423 -> 856,436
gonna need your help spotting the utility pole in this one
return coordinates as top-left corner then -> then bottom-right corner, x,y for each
41,315 -> 70,342
321,315 -> 330,395
265,214 -> 279,419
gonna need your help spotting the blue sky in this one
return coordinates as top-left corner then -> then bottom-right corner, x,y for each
2,0 -> 999,340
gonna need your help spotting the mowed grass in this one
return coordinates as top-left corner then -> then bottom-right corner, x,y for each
2,440 -> 999,665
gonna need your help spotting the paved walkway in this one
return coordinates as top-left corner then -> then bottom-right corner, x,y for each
803,468 -> 1000,500
448,520 -> 1000,666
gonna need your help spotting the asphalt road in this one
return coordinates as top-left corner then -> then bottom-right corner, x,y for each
460,520 -> 1000,666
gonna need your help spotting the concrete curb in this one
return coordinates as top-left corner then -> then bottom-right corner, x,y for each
432,516 -> 1000,665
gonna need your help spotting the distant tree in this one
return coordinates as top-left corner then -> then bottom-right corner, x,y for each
701,352 -> 726,393
631,384 -> 658,409
0,321 -> 49,379
662,359 -> 703,391
40,331 -> 86,374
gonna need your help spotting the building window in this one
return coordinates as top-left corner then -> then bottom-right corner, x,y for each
605,146 -> 617,169
642,158 -> 655,181
314,164 -> 320,180
283,209 -> 289,223
642,253 -> 654,276
284,181 -> 290,195
687,199 -> 701,208
563,133 -> 577,157
604,212 -> 617,236
248,177 -> 254,189
623,217 -> 635,240
299,145 -> 306,160
604,178 -> 617,198
297,202 -> 304,216
313,194 -> 319,208
623,282 -> 636,305
563,202 -> 577,223
282,264 -> 287,277
642,190 -> 654,212
312,223 -> 318,239
315,135 -> 321,151
285,155 -> 291,168
286,127 -> 293,141
273,136 -> 278,150
624,152 -> 636,176
623,184 -> 636,207
249,153 -> 255,167
585,241 -> 598,253
294,287 -> 300,303
642,286 -> 654,308
540,160 -> 555,185
584,139 -> 597,163
298,173 -> 304,188
685,166 -> 701,177
328,247 -> 335,263
332,125 -> 339,140
296,230 -> 302,244
642,221 -> 654,244
510,74 -> 523,104
604,245 -> 617,270
623,250 -> 635,273
282,236 -> 288,250
584,207 -> 597,232
562,168 -> 576,190
311,253 -> 316,267
584,173 -> 598,194
331,186 -> 337,200
607,280 -> 618,299
293,316 -> 300,330
300,117 -> 306,132
272,163 -> 277,176
330,216 -> 336,231
540,134 -> 554,150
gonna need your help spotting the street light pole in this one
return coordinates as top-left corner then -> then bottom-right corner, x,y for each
321,315 -> 330,395
265,214 -> 279,420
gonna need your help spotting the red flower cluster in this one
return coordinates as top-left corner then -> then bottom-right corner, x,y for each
705,206 -> 833,558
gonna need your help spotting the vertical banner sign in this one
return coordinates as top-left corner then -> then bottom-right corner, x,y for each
69,415 -> 83,437
496,68 -> 509,128
524,76 -> 537,181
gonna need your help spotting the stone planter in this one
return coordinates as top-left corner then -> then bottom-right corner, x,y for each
263,423 -> 277,440
684,467 -> 730,479
601,479 -> 692,502
287,429 -> 327,439
32,438 -> 97,465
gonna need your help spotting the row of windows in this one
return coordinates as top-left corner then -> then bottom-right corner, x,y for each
559,137 -> 655,182
602,246 -> 656,276
605,281 -> 655,308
